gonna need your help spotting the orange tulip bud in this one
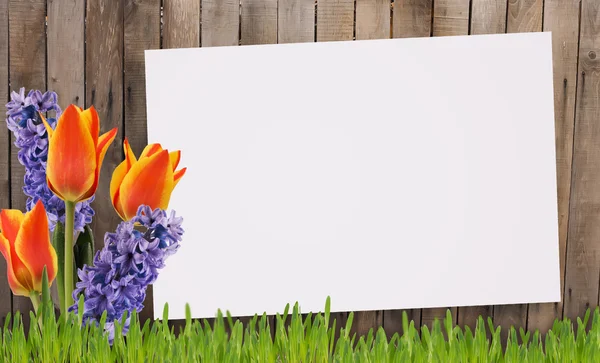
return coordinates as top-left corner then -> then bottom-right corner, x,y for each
110,138 -> 186,221
41,105 -> 118,203
0,201 -> 58,297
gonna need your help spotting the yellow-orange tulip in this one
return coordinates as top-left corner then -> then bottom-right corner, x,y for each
0,201 -> 57,297
41,105 -> 118,202
110,138 -> 186,221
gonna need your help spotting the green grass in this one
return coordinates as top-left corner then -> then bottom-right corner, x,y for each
1,297 -> 599,362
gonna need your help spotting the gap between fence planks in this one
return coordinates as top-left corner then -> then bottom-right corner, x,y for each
0,0 -> 10,325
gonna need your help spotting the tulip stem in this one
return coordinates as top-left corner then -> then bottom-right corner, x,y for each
64,201 -> 75,311
29,291 -> 40,314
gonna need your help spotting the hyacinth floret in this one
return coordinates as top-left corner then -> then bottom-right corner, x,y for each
70,205 -> 184,342
5,88 -> 94,231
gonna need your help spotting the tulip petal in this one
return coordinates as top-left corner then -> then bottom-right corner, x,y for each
0,234 -> 30,297
47,178 -> 66,200
14,201 -> 57,292
97,128 -> 119,167
169,151 -> 181,171
124,138 -> 137,170
47,105 -> 97,202
39,112 -> 53,138
0,209 -> 24,243
79,106 -> 100,147
79,127 -> 118,202
119,150 -> 174,220
173,167 -> 187,188
110,160 -> 129,220
140,144 -> 163,159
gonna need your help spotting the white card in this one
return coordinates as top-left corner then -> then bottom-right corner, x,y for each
145,32 -> 560,320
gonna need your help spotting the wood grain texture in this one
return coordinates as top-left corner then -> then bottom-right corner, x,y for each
506,0 -> 543,33
241,0 -> 277,45
393,0 -> 432,38
527,0 -> 581,334
0,0 -> 11,322
47,0 -> 85,107
563,0 -> 600,323
8,0 -> 47,324
124,0 -> 161,325
278,0 -> 315,43
432,0 -> 470,36
163,0 -> 200,48
383,309 -> 421,337
470,0 -> 508,34
356,0 -> 391,40
316,0 -> 354,42
202,0 -> 240,47
86,0 -> 124,252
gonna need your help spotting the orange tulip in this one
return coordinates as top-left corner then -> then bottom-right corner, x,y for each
0,201 -> 57,297
41,105 -> 118,203
110,138 -> 186,221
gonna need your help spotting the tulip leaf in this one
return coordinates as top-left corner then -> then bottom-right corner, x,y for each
52,222 -> 66,315
75,225 -> 94,271
41,266 -> 52,322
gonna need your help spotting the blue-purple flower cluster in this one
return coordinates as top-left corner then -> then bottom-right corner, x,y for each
5,88 -> 95,232
70,205 -> 184,342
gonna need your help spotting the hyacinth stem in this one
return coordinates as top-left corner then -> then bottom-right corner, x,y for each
64,201 -> 75,311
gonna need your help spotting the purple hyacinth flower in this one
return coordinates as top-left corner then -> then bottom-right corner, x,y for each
5,88 -> 94,232
70,206 -> 184,344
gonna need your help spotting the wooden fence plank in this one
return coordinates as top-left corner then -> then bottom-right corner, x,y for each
124,0 -> 161,325
47,0 -> 85,107
384,0 -> 433,335
46,0 -> 85,311
8,0 -> 47,325
356,0 -> 390,40
470,0 -> 507,35
564,0 -> 600,323
456,0 -> 507,335
422,0 -> 470,330
163,0 -> 200,49
351,0 -> 390,337
86,0 -> 124,255
278,0 -> 315,43
393,0 -> 432,38
241,0 -> 277,45
506,0 -> 542,33
432,0 -> 470,36
471,0 -> 526,342
0,0 -> 11,322
527,0 -> 581,334
316,0 -> 354,42
202,0 -> 240,47
314,0 -> 356,335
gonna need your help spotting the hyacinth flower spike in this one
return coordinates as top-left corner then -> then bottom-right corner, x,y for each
110,138 -> 186,221
0,200 -> 57,313
41,105 -> 118,313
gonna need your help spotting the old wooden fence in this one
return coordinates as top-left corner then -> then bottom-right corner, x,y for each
0,0 -> 597,339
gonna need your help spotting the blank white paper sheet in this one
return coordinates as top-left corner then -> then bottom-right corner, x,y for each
145,32 -> 560,320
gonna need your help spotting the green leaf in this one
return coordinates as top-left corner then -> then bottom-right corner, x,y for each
51,222 -> 65,315
75,225 -> 95,271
